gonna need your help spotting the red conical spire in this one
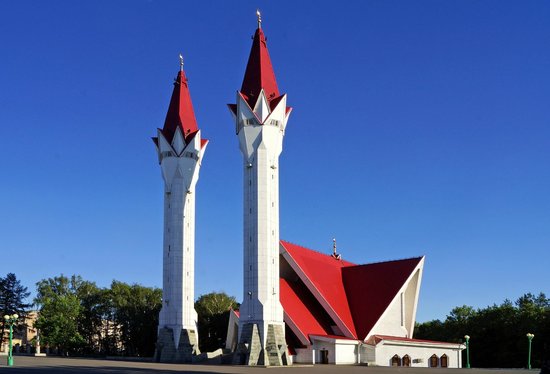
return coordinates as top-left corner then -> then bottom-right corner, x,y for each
162,61 -> 199,144
240,13 -> 280,108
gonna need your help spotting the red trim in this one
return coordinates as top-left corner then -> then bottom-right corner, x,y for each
310,334 -> 360,342
372,335 -> 460,346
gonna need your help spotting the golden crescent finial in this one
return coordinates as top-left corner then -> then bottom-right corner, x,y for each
256,9 -> 262,29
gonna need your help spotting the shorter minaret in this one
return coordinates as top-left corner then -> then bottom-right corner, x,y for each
153,56 -> 208,363
228,11 -> 291,366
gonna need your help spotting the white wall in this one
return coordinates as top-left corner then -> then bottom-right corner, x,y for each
294,347 -> 314,364
361,344 -> 376,364
368,293 -> 409,338
310,338 -> 358,365
374,343 -> 462,368
334,343 -> 357,364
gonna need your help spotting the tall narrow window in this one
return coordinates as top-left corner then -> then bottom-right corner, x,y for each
430,354 -> 439,367
400,292 -> 405,326
440,354 -> 448,368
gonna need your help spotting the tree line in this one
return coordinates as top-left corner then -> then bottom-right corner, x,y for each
6,270 -> 546,367
34,275 -> 162,356
1,273 -> 236,357
415,292 -> 550,368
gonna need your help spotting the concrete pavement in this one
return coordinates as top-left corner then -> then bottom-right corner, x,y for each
0,356 -> 541,374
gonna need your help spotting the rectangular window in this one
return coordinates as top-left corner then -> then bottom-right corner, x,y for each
400,293 -> 404,326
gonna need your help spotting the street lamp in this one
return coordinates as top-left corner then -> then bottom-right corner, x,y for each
526,333 -> 535,370
464,335 -> 471,369
4,314 -> 19,367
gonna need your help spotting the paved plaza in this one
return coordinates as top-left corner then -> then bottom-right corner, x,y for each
0,356 -> 541,374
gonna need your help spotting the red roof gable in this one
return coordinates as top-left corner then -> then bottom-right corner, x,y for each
280,240 -> 358,338
240,27 -> 280,109
280,240 -> 423,343
162,69 -> 199,144
342,257 -> 423,340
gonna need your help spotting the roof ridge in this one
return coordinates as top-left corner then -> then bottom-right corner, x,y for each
279,239 -> 358,267
347,256 -> 424,269
282,240 -> 422,267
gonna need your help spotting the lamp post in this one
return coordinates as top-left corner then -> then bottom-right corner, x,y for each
464,335 -> 471,369
527,333 -> 535,370
4,314 -> 19,367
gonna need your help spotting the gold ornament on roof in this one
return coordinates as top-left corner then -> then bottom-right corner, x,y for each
256,9 -> 262,29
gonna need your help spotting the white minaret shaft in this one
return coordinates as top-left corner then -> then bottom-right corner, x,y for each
237,92 -> 289,333
229,18 -> 292,365
154,65 -> 207,356
157,128 -> 205,346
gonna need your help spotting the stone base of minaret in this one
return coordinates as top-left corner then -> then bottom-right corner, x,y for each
155,327 -> 200,363
232,323 -> 289,366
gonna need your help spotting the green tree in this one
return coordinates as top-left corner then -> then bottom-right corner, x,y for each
32,274 -> 163,357
34,275 -> 85,354
0,273 -> 31,344
75,280 -> 108,354
416,292 -> 550,368
109,281 -> 162,356
195,292 -> 239,352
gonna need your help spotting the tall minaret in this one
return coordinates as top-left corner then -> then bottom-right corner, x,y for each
153,56 -> 208,363
228,11 -> 291,366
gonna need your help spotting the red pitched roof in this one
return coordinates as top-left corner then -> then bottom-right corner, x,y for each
161,69 -> 199,144
280,278 -> 332,342
280,240 -> 423,342
240,27 -> 280,109
343,257 -> 423,340
281,240 -> 358,338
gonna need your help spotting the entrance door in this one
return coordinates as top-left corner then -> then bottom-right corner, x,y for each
402,355 -> 411,367
320,349 -> 329,364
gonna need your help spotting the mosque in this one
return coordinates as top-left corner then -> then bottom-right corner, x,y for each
152,12 -> 464,367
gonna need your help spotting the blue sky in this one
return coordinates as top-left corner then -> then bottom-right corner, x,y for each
1,1 -> 549,322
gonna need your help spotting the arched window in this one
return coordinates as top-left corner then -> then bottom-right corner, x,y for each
430,354 -> 439,367
391,354 -> 401,366
440,354 -> 448,368
402,354 -> 411,367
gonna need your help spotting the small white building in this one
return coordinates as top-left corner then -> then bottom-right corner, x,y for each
227,240 -> 464,367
